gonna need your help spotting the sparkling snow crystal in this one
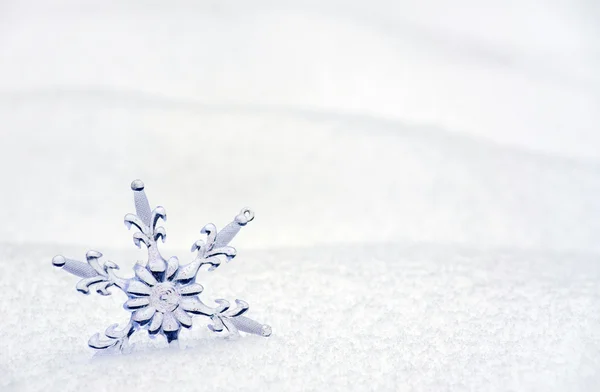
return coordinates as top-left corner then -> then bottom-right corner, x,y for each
51,180 -> 271,352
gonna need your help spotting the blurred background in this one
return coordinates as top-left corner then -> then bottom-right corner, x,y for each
1,0 -> 600,254
1,0 -> 599,253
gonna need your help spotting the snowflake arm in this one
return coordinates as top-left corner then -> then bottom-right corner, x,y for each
125,179 -> 168,274
188,208 -> 255,273
88,319 -> 135,352
52,251 -> 127,295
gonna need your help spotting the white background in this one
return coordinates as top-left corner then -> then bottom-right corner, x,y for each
1,1 -> 599,391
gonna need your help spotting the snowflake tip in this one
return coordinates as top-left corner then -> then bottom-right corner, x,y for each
131,179 -> 145,191
261,325 -> 272,337
235,208 -> 255,226
52,255 -> 66,267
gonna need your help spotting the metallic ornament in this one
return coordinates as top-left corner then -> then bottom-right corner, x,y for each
52,180 -> 271,353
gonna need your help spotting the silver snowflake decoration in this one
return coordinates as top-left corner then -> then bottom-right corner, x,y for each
52,180 -> 271,353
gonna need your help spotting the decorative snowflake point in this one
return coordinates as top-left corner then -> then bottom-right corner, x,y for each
52,179 -> 271,353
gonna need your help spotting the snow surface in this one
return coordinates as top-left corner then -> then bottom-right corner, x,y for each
3,243 -> 600,391
1,0 -> 600,391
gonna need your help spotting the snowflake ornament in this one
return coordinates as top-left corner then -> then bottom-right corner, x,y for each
52,180 -> 271,353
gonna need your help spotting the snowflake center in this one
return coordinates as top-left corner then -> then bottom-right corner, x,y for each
150,283 -> 180,313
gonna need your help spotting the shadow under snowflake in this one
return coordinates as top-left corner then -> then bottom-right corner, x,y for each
52,179 -> 271,353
